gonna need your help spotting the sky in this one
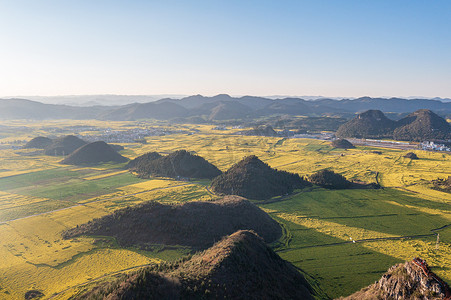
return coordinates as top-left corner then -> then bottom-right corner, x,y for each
1,0 -> 451,98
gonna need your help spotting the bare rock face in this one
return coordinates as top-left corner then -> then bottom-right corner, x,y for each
342,259 -> 450,300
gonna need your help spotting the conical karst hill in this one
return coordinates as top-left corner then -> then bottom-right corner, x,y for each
309,169 -> 352,189
336,110 -> 396,139
23,136 -> 53,149
331,138 -> 355,149
60,141 -> 128,165
210,155 -> 311,200
44,135 -> 87,156
128,150 -> 222,179
63,195 -> 281,250
126,151 -> 162,169
394,109 -> 451,141
74,230 -> 316,300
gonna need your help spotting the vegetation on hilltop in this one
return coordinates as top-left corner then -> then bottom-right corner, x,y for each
128,150 -> 222,179
309,169 -> 352,189
60,141 -> 128,165
126,151 -> 162,169
336,110 -> 397,139
210,155 -> 311,200
22,136 -> 53,149
403,152 -> 419,160
432,176 -> 451,193
44,135 -> 87,156
331,138 -> 355,149
63,195 -> 281,250
337,109 -> 451,141
74,230 -> 315,300
393,109 -> 451,141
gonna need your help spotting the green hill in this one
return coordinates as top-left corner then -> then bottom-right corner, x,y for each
63,195 -> 281,250
210,155 -> 311,200
74,230 -> 316,300
129,150 -> 222,179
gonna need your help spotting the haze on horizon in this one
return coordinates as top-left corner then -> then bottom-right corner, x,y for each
1,0 -> 450,99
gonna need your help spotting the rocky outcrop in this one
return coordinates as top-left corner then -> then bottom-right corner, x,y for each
343,258 -> 450,300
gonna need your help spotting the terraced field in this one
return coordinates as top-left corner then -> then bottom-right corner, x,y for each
0,120 -> 450,299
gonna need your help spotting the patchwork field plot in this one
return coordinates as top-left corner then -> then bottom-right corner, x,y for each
0,121 -> 450,299
259,188 -> 451,297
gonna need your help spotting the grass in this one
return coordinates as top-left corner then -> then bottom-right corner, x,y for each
258,187 -> 451,297
3,172 -> 144,202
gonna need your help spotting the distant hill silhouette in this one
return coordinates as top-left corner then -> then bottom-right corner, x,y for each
337,109 -> 451,141
129,150 -> 222,179
331,139 -> 355,149
336,110 -> 397,139
256,98 -> 313,116
2,95 -> 451,121
309,169 -> 352,189
44,135 -> 87,156
210,155 -> 311,200
393,109 -> 451,141
74,230 -> 316,300
98,101 -> 189,121
126,151 -> 162,169
196,101 -> 253,120
23,136 -> 53,149
60,141 -> 128,165
63,195 -> 281,250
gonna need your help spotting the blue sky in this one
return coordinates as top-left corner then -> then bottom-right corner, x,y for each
1,0 -> 450,98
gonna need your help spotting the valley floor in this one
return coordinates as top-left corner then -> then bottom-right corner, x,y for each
0,120 -> 450,299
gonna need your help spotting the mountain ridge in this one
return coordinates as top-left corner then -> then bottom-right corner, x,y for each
2,95 -> 451,121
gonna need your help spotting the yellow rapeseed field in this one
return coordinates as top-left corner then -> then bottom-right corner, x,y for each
0,120 -> 450,298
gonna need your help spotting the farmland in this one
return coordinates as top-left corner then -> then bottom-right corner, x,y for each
0,120 -> 450,299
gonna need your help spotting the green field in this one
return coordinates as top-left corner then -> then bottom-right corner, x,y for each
0,120 -> 449,299
258,188 -> 450,296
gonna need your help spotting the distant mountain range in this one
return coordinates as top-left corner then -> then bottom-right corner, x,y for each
1,95 -> 451,121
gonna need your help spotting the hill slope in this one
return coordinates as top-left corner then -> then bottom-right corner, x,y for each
126,151 -> 162,169
63,195 -> 281,250
393,109 -> 451,141
43,135 -> 87,156
336,110 -> 397,139
3,96 -> 451,121
23,136 -> 53,149
210,155 -> 311,200
60,141 -> 128,165
98,101 -> 189,120
331,139 -> 355,149
309,169 -> 352,189
75,230 -> 315,300
343,258 -> 450,300
130,150 -> 222,179
337,109 -> 451,141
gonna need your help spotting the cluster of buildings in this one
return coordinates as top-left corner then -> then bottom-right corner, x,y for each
420,141 -> 451,152
78,127 -> 173,143
291,132 -> 335,140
